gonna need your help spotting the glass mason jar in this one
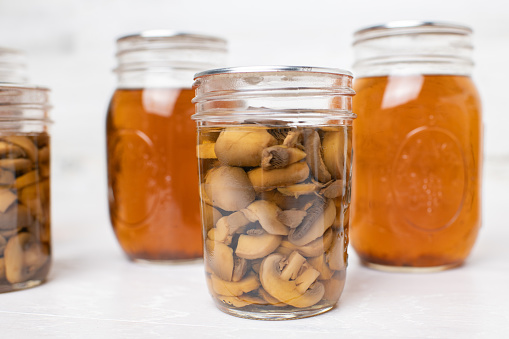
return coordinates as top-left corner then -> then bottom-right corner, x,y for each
351,21 -> 483,272
0,47 -> 29,84
192,66 -> 356,320
106,31 -> 227,262
0,84 -> 52,292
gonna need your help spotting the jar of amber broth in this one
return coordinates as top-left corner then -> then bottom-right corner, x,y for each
351,22 -> 482,271
0,84 -> 52,292
107,31 -> 227,262
192,66 -> 356,320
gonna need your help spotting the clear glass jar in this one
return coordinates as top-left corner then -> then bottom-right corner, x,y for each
0,47 -> 29,84
0,84 -> 52,292
106,31 -> 227,262
351,21 -> 483,272
192,66 -> 356,320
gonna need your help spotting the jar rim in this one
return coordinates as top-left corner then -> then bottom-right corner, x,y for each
354,21 -> 472,44
194,66 -> 353,79
117,30 -> 227,45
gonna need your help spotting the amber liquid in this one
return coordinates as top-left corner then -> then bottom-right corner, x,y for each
106,88 -> 202,261
351,75 -> 482,270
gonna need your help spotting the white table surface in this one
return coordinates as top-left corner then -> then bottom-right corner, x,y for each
1,160 -> 508,339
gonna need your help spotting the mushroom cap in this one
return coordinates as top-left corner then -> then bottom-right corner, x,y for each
259,253 -> 324,308
288,199 -> 336,246
204,166 -> 256,211
205,239 -> 234,281
322,130 -> 351,180
235,232 -> 282,260
4,232 -> 45,284
211,272 -> 260,297
244,200 -> 289,235
214,127 -> 277,167
247,161 -> 310,192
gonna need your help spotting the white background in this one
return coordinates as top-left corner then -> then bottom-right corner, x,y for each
1,1 -> 508,337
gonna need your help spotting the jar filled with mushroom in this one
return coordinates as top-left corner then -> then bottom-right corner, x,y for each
0,84 -> 52,292
192,66 -> 356,320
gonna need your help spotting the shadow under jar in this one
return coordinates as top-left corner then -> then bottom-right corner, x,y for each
0,84 -> 52,293
351,22 -> 483,272
106,31 -> 227,262
192,66 -> 356,320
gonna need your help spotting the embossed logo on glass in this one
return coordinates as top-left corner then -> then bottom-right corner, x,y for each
391,127 -> 467,231
109,129 -> 159,226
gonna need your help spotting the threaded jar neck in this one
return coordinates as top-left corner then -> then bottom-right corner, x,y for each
114,30 -> 228,89
353,21 -> 474,77
0,47 -> 29,84
192,66 -> 356,125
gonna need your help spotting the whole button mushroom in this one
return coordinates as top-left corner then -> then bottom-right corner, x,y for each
204,166 -> 256,211
4,232 -> 46,284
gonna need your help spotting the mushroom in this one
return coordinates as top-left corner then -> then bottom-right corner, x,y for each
4,232 -> 47,284
277,209 -> 307,228
210,272 -> 260,297
0,204 -> 32,231
202,204 -> 222,232
308,253 -> 334,280
38,146 -> 50,164
196,142 -> 217,159
257,287 -> 286,307
320,180 -> 345,199
0,188 -> 17,213
247,161 -> 310,192
0,158 -> 32,173
261,146 -> 306,170
323,270 -> 346,302
0,257 -> 5,280
213,211 -> 251,243
242,200 -> 289,235
279,227 -> 334,257
214,127 -> 277,167
327,231 -> 346,271
303,129 -> 331,183
3,136 -> 37,162
205,239 -> 234,281
14,170 -> 40,190
322,130 -> 351,180
276,183 -> 320,198
204,166 -> 256,211
283,130 -> 303,148
232,257 -> 248,282
235,231 -> 282,259
288,198 -> 336,246
0,234 -> 6,255
0,169 -> 15,186
0,141 -> 25,158
217,295 -> 260,308
259,252 -> 324,308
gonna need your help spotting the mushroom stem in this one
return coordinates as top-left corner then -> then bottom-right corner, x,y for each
295,266 -> 321,294
280,251 -> 306,281
303,129 -> 331,183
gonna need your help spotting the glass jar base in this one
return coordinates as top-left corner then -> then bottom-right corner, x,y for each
131,257 -> 203,266
214,301 -> 334,321
0,279 -> 45,294
361,260 -> 462,273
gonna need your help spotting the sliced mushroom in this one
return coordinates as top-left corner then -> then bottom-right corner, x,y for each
211,272 -> 260,297
283,130 -> 303,148
303,129 -> 331,183
243,200 -> 289,235
235,232 -> 282,259
259,252 -> 324,308
204,166 -> 255,211
327,231 -> 346,271
3,136 -> 37,162
277,209 -> 307,228
0,188 -> 17,213
323,270 -> 346,302
261,146 -> 306,170
214,127 -> 277,167
0,169 -> 15,186
0,158 -> 32,173
203,204 -> 222,232
213,212 -> 251,243
308,253 -> 334,280
232,257 -> 248,282
0,257 -> 5,280
257,287 -> 286,307
277,183 -> 320,198
4,232 -> 46,284
14,170 -> 40,190
288,198 -> 336,246
38,146 -> 50,164
0,142 -> 25,158
205,239 -> 234,281
217,295 -> 252,308
320,180 -> 344,199
280,228 -> 334,257
0,234 -> 6,255
322,130 -> 351,180
248,161 -> 310,192
196,142 -> 217,159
